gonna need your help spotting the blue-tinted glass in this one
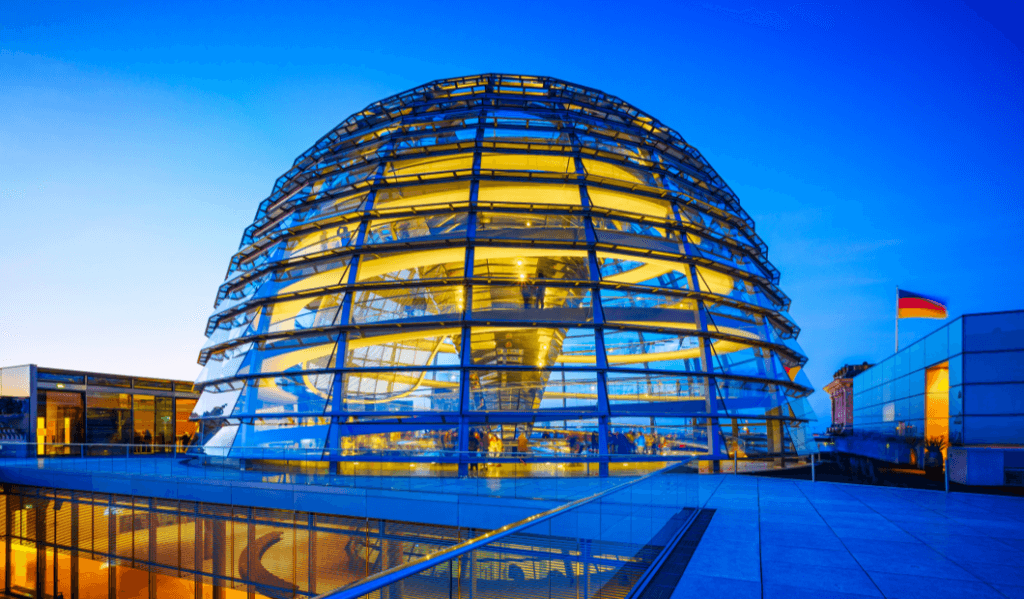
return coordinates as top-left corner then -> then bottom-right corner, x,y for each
895,374 -> 910,400
894,350 -> 909,378
346,328 -> 461,369
924,327 -> 949,366
949,355 -> 963,386
603,329 -> 703,372
469,370 -> 599,412
964,351 -> 1024,384
964,312 -> 1024,352
948,316 -> 963,356
605,372 -> 706,412
909,341 -> 925,372
231,374 -> 334,416
230,418 -> 329,459
908,393 -> 925,422
909,368 -> 926,397
238,335 -> 338,377
341,370 -> 460,413
962,382 -> 1024,415
962,415 -> 1024,445
191,383 -> 243,419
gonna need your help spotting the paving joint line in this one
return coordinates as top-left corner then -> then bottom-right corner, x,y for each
828,481 -> 1015,598
792,479 -> 888,598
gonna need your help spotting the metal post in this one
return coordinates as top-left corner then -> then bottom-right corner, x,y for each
811,453 -> 816,482
5,490 -> 11,596
734,451 -> 738,475
895,286 -> 900,353
149,498 -> 158,599
944,456 -> 949,493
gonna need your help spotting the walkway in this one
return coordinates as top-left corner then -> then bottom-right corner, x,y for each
675,475 -> 1024,599
0,456 -> 644,530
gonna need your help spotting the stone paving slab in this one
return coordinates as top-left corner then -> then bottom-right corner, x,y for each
671,475 -> 1024,599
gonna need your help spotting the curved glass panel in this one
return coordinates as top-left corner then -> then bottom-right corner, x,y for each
340,370 -> 460,412
230,374 -> 334,417
468,370 -> 599,412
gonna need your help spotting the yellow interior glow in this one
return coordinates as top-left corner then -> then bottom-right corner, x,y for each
475,246 -> 588,261
477,181 -> 580,206
373,183 -> 471,210
346,372 -> 457,389
279,265 -> 350,295
589,187 -> 673,219
385,154 -> 474,177
695,266 -> 735,295
480,153 -> 572,173
267,296 -> 318,329
356,247 -> 465,281
258,344 -> 336,373
925,362 -> 950,457
583,159 -> 646,184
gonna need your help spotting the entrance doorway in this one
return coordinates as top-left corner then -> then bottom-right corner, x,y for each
925,361 -> 949,458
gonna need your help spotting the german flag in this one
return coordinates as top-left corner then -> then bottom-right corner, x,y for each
898,289 -> 947,319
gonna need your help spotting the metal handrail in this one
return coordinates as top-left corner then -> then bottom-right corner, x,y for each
0,441 -> 704,461
313,459 -> 692,599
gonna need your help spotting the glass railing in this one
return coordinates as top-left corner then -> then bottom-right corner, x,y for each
0,442 -> 697,502
314,461 -> 700,599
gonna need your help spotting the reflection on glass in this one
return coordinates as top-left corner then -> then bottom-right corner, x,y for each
473,248 -> 590,282
472,285 -> 592,323
345,328 -> 461,369
231,375 -> 334,417
341,371 -> 460,413
597,251 -> 691,290
39,391 -> 83,454
468,370 -> 599,412
365,212 -> 467,245
603,330 -> 704,370
476,211 -> 585,242
85,392 -> 132,450
350,286 -> 463,324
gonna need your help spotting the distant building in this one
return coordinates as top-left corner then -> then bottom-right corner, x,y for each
849,310 -> 1024,486
823,362 -> 872,433
0,364 -> 199,456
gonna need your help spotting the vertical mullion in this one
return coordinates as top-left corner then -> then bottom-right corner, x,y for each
687,263 -> 724,466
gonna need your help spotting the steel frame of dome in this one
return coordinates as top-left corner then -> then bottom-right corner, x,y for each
191,73 -> 815,475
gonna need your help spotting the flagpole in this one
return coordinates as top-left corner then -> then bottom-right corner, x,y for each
895,286 -> 900,353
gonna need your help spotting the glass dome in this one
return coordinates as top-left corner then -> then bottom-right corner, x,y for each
191,74 -> 814,470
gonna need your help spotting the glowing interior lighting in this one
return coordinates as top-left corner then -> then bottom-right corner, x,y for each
192,74 -> 811,468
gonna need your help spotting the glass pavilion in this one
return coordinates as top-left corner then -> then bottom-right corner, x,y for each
190,74 -> 815,473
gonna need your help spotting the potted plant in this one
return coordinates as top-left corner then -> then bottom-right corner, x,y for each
923,436 -> 946,479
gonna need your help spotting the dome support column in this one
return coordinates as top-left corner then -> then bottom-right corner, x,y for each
687,263 -> 726,472
576,151 -> 611,477
329,168 -> 379,475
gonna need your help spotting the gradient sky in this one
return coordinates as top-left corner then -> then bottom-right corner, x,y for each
1,1 -> 1021,430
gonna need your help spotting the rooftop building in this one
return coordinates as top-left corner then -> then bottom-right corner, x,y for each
0,364 -> 199,457
824,362 -> 872,434
842,310 -> 1024,486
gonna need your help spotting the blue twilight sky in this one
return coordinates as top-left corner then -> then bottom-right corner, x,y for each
1,1 -> 1021,429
